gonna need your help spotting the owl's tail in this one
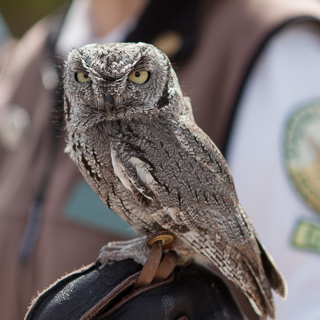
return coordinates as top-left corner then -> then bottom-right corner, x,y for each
256,238 -> 287,299
243,236 -> 287,319
183,230 -> 287,319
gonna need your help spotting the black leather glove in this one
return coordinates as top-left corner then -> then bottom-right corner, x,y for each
25,257 -> 246,320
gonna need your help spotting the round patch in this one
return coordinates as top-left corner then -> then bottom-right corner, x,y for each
285,103 -> 320,215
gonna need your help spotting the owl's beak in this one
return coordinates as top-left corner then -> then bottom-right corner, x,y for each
105,92 -> 114,116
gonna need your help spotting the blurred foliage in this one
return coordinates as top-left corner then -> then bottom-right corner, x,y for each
0,0 -> 68,38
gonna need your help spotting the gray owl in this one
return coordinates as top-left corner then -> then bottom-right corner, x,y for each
63,42 -> 286,319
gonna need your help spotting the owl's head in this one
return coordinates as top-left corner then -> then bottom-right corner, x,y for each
63,42 -> 183,127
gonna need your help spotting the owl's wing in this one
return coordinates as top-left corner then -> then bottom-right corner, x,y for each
173,117 -> 288,309
111,124 -> 286,314
176,116 -> 233,180
110,146 -> 157,206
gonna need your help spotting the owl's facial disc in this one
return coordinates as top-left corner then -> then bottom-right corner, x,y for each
65,42 -> 174,121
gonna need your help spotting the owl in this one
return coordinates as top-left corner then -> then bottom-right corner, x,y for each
63,42 -> 287,319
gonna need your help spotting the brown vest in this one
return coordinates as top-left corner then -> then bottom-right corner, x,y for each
1,0 -> 320,318
179,0 -> 320,152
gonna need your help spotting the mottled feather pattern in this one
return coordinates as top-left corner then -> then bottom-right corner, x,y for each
63,42 -> 287,319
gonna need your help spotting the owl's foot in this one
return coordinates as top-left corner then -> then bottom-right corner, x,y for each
97,236 -> 150,266
96,231 -> 176,266
97,231 -> 180,289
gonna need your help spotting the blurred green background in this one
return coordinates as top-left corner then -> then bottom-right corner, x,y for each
1,0 -> 68,38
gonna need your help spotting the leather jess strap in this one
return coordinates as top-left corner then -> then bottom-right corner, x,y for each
134,231 -> 179,289
81,231 -> 181,319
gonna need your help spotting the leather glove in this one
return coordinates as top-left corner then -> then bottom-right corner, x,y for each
25,256 -> 246,320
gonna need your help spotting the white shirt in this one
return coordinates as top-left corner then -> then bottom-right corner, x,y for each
227,24 -> 320,319
56,0 -> 137,54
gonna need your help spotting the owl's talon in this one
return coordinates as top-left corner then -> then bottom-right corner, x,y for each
96,236 -> 150,266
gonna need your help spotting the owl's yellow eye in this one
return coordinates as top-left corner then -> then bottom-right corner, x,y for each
128,71 -> 149,84
75,72 -> 91,83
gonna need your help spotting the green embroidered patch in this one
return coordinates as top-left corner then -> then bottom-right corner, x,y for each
284,103 -> 320,215
292,220 -> 320,253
